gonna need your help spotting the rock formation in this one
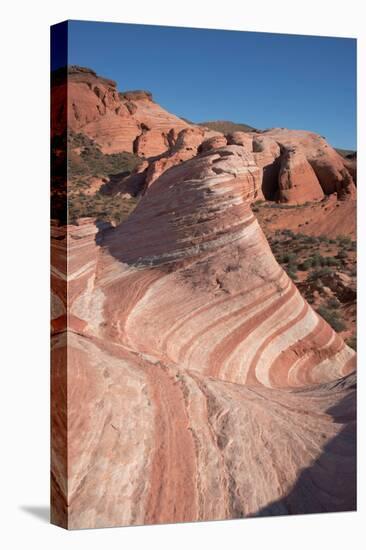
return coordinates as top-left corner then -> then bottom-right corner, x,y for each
51,143 -> 356,529
278,146 -> 324,204
52,66 -> 356,206
260,129 -> 356,201
52,66 -> 192,156
127,127 -> 356,205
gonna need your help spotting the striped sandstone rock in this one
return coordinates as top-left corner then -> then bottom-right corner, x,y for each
51,129 -> 356,529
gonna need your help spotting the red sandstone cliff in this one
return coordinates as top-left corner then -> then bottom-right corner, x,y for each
52,65 -> 193,156
52,66 -> 356,206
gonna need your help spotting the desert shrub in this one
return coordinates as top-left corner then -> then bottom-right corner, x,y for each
326,297 -> 340,309
285,267 -> 298,280
337,235 -> 352,247
68,132 -> 141,179
285,252 -> 297,263
302,235 -> 318,244
299,259 -> 313,271
199,120 -> 256,133
326,257 -> 341,267
267,202 -> 290,209
316,306 -> 346,332
322,255 -> 338,267
67,192 -> 139,225
276,254 -> 287,264
309,255 -> 321,268
310,266 -> 333,280
282,229 -> 295,238
306,254 -> 330,268
276,252 -> 298,266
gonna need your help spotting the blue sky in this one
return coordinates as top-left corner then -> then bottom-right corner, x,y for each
60,20 -> 356,149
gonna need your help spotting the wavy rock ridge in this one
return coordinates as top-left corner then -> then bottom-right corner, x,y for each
51,139 -> 356,528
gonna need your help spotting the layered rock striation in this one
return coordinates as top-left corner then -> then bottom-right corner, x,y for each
51,142 -> 356,528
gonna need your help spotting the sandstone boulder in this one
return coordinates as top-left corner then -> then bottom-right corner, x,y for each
262,128 -> 356,200
226,131 -> 253,150
278,147 -> 324,203
198,134 -> 228,152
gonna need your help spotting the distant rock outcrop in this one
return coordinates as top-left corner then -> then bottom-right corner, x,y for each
261,128 -> 356,201
52,66 -> 191,156
278,146 -> 324,204
52,66 -> 356,205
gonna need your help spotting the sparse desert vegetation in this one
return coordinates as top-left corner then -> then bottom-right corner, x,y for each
68,132 -> 141,179
66,131 -> 142,224
67,192 -> 139,225
265,227 -> 356,344
199,120 -> 257,133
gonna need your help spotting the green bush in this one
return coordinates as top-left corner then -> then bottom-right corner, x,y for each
299,259 -> 313,271
68,132 -> 141,179
337,235 -> 352,247
67,192 -> 139,225
286,268 -> 298,280
316,306 -> 346,332
326,297 -> 340,309
310,266 -> 333,279
326,257 -> 341,267
309,255 -> 321,268
303,235 -> 318,244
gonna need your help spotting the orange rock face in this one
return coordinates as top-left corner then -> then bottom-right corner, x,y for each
278,147 -> 324,204
261,128 -> 356,200
52,66 -> 356,206
143,127 -> 206,189
51,144 -> 356,529
52,66 -> 190,156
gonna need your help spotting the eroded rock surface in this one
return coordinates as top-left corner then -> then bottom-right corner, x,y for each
51,144 -> 356,529
52,66 -> 356,206
52,66 -> 191,156
278,147 -> 324,204
262,128 -> 356,200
